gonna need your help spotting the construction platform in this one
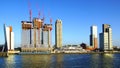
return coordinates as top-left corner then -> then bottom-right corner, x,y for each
19,51 -> 51,55
8,50 -> 20,54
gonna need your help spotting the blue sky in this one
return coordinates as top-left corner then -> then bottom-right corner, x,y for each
0,0 -> 120,47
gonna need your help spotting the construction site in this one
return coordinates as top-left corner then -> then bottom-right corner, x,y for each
21,18 -> 52,52
21,3 -> 52,53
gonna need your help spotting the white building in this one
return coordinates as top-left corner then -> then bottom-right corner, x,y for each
91,26 -> 97,38
4,24 -> 14,50
21,18 -> 52,52
42,24 -> 52,48
90,25 -> 98,48
21,21 -> 32,48
108,28 -> 112,50
99,24 -> 113,51
43,30 -> 49,48
31,28 -> 42,48
99,33 -> 109,50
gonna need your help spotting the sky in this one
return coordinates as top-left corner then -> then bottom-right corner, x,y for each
0,0 -> 120,47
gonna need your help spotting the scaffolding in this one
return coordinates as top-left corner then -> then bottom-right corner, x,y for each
21,18 -> 52,52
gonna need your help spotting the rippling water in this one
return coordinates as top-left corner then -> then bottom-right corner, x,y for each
0,54 -> 120,68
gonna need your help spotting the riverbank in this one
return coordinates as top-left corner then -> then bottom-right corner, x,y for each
1,51 -> 120,56
12,51 -> 120,55
0,52 -> 8,57
51,51 -> 120,54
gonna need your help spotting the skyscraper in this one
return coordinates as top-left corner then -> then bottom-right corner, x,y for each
43,24 -> 52,48
90,25 -> 98,49
55,19 -> 62,48
21,18 -> 52,52
21,21 -> 32,48
99,24 -> 113,51
4,24 -> 14,51
33,18 -> 43,48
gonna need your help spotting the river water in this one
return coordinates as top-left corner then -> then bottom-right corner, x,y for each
0,54 -> 120,68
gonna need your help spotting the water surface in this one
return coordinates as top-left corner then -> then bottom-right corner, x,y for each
0,54 -> 120,68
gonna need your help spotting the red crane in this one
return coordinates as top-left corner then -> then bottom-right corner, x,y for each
41,6 -> 45,23
50,17 -> 52,24
36,3 -> 41,45
48,11 -> 52,24
28,0 -> 32,45
48,11 -> 52,47
36,3 -> 41,18
28,0 -> 32,21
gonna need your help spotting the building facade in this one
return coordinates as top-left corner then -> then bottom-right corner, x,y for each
55,19 -> 62,48
90,25 -> 98,49
21,18 -> 52,52
21,21 -> 32,48
4,24 -> 14,51
99,24 -> 113,51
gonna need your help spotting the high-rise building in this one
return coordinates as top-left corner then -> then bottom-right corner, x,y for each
21,19 -> 44,48
21,21 -> 32,48
43,24 -> 52,48
90,25 -> 98,49
4,24 -> 14,51
99,24 -> 113,51
55,19 -> 62,48
21,18 -> 52,52
33,18 -> 43,48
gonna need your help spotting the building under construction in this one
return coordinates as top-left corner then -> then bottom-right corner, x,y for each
21,18 -> 52,52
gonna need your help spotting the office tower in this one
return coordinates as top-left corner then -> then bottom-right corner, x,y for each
4,24 -> 14,51
33,18 -> 43,48
21,21 -> 32,48
43,24 -> 52,48
99,24 -> 113,51
21,18 -> 43,48
90,25 -> 98,49
21,18 -> 52,52
55,19 -> 62,48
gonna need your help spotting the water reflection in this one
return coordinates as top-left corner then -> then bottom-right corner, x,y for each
4,55 -> 15,68
100,54 -> 113,68
90,54 -> 114,68
90,54 -> 100,68
51,54 -> 63,68
0,54 -> 120,68
21,55 -> 52,68
104,53 -> 113,58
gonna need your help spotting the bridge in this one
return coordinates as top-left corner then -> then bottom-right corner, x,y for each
0,24 -> 9,57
